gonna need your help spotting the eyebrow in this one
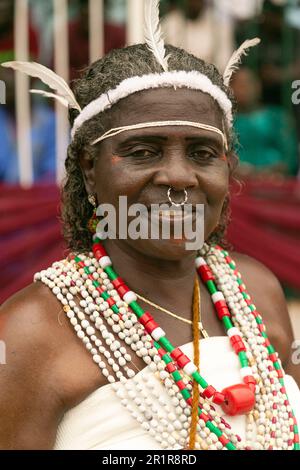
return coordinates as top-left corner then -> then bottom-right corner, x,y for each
115,133 -> 222,147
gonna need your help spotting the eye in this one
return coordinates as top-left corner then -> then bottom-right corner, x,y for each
189,147 -> 218,162
126,148 -> 161,160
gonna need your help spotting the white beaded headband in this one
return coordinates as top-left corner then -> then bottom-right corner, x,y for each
1,0 -> 260,147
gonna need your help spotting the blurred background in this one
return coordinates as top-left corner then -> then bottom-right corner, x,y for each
0,0 -> 299,337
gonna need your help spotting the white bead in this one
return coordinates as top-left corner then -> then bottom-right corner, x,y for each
151,327 -> 165,341
227,327 -> 242,338
183,362 -> 197,376
211,291 -> 225,303
123,291 -> 137,304
195,257 -> 206,268
98,256 -> 112,269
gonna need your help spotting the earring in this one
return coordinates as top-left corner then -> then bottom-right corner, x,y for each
87,194 -> 98,234
88,193 -> 97,207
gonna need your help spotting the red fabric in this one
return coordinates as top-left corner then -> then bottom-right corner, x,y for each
0,178 -> 300,304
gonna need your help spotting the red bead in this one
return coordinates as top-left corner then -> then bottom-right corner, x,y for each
170,347 -> 184,362
112,277 -> 126,289
214,300 -> 231,319
203,385 -> 216,399
144,319 -> 159,333
106,297 -> 115,307
165,363 -> 177,374
117,284 -> 130,298
176,380 -> 186,391
177,354 -> 191,369
269,353 -> 277,362
93,244 -> 107,258
212,392 -> 225,405
186,397 -> 193,406
199,412 -> 209,422
218,435 -> 230,446
139,312 -> 153,326
294,435 -> 299,444
233,341 -> 246,353
197,265 -> 215,282
230,335 -> 241,345
221,384 -> 256,416
96,286 -> 104,295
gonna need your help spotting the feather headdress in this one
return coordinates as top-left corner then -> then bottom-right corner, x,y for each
223,38 -> 261,87
1,61 -> 81,111
144,0 -> 169,72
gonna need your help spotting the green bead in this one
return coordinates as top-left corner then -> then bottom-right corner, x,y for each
222,316 -> 233,331
93,280 -> 100,288
101,291 -> 109,301
206,280 -> 217,294
229,262 -> 235,269
267,345 -> 275,354
294,443 -> 300,450
181,389 -> 190,400
274,361 -> 281,370
294,425 -> 299,434
111,304 -> 119,314
249,304 -> 256,312
256,317 -> 262,324
104,266 -> 118,280
93,236 -> 100,243
242,292 -> 248,299
226,442 -> 237,450
192,371 -> 208,389
172,370 -> 182,382
84,266 -> 90,274
261,332 -> 267,338
162,353 -> 172,364
129,301 -> 144,317
159,336 -> 174,353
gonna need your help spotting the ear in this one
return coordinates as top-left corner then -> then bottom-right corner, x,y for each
79,152 -> 97,195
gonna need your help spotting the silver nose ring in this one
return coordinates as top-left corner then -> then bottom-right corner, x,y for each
167,187 -> 188,207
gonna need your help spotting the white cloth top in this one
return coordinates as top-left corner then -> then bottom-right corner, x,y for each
54,336 -> 300,450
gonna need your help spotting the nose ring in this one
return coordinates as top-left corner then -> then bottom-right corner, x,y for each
167,187 -> 188,207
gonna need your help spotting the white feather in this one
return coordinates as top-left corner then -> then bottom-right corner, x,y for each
144,0 -> 169,72
1,61 -> 81,111
223,38 -> 261,86
29,89 -> 70,108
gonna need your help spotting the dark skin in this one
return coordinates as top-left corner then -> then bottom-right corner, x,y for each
0,88 -> 298,449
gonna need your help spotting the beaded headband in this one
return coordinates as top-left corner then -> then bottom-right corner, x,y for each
1,0 -> 260,145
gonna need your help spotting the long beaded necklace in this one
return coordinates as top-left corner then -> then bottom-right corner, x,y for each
34,238 -> 299,450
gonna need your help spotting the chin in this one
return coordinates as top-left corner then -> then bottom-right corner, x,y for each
127,237 -> 200,261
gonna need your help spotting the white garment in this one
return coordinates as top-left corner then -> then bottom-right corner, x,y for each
161,9 -> 234,72
54,336 -> 300,450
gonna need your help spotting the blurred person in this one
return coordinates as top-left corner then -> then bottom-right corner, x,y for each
231,67 -> 299,177
0,0 -> 39,61
161,0 -> 234,72
69,0 -> 126,81
0,60 -> 56,183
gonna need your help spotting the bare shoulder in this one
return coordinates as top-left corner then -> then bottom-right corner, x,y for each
229,251 -> 295,367
0,282 -> 68,449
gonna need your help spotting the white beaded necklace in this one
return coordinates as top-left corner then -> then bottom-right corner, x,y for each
34,244 -> 294,450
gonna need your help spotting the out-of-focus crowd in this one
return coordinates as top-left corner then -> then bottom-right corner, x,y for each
0,0 -> 299,183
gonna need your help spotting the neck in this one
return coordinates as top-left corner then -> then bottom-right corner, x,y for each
103,239 -> 197,317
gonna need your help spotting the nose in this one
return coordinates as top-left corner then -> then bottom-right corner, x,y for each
152,152 -> 198,192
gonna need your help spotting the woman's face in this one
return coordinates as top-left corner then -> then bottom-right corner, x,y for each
81,88 -> 230,260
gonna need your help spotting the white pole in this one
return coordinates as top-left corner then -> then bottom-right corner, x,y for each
53,0 -> 69,184
89,0 -> 104,63
126,0 -> 145,46
15,0 -> 33,187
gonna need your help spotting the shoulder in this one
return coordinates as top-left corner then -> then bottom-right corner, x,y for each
229,251 -> 294,366
0,281 -> 68,448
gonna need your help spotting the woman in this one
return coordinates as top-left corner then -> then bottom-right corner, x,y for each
1,3 -> 300,450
